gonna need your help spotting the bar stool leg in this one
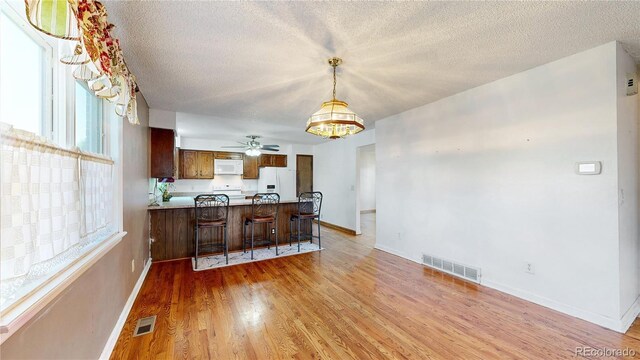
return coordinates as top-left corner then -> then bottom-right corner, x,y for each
243,221 -> 246,254
224,225 -> 229,265
317,218 -> 321,249
251,221 -> 255,260
275,221 -> 279,256
297,217 -> 301,252
289,217 -> 293,246
194,225 -> 199,270
267,222 -> 271,250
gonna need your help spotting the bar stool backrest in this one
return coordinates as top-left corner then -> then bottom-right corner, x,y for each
298,192 -> 322,216
251,193 -> 280,219
194,194 -> 230,224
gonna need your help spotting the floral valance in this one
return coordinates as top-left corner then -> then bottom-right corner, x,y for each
24,0 -> 139,124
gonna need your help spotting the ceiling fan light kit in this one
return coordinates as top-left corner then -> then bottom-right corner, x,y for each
221,135 -> 280,157
306,57 -> 365,139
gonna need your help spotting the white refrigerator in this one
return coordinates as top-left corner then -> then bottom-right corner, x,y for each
257,167 -> 296,200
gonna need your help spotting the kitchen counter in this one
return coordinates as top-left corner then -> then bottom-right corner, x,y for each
148,196 -> 299,210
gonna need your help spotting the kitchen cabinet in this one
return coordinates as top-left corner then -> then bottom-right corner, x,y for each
150,127 -> 175,178
243,155 -> 259,179
198,151 -> 215,178
215,151 -> 243,160
179,149 -> 214,179
259,154 -> 287,168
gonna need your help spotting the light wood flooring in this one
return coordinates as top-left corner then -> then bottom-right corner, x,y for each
111,214 -> 640,359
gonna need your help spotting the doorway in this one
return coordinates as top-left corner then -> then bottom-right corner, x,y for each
296,155 -> 313,196
356,144 -> 375,237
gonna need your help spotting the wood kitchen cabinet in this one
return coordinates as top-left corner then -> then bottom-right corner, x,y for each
243,155 -> 259,179
215,151 -> 243,160
179,149 -> 214,179
150,127 -> 175,178
259,154 -> 287,168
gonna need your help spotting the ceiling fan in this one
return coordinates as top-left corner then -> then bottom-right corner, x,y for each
221,135 -> 280,156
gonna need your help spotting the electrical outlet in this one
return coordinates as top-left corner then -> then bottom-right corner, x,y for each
131,259 -> 135,273
525,262 -> 535,274
271,228 -> 276,234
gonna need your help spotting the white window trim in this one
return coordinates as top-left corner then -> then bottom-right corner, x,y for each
0,0 -> 56,140
0,231 -> 127,344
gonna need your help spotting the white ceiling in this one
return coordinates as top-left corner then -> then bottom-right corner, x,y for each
105,1 -> 640,144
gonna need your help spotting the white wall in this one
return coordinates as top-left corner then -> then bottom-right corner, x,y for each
358,144 -> 376,212
149,109 -> 176,130
616,43 -> 640,318
313,130 -> 375,231
375,42 -> 639,332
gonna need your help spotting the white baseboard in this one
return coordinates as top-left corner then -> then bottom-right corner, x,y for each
99,258 -> 151,359
482,279 -> 637,333
374,243 -> 638,334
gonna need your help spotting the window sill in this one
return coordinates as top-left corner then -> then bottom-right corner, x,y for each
0,231 -> 127,344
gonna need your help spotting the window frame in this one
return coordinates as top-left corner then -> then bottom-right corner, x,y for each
0,1 -> 55,139
73,79 -> 108,155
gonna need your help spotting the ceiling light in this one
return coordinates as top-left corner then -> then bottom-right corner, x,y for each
245,148 -> 261,157
306,57 -> 365,139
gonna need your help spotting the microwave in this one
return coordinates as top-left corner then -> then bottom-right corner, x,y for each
214,159 -> 243,175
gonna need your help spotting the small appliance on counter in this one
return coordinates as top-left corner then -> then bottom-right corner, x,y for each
212,184 -> 246,200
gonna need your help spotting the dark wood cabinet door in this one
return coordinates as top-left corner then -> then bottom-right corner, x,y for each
180,150 -> 199,179
150,128 -> 175,178
273,154 -> 287,167
198,151 -> 214,178
243,155 -> 259,179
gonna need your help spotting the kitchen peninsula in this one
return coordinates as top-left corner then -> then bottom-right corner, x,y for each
148,197 -> 310,261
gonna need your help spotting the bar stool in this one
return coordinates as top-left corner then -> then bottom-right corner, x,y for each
289,192 -> 323,252
243,193 -> 280,259
194,194 -> 229,269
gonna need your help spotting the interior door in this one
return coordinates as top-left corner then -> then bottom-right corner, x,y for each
296,155 -> 313,196
198,151 -> 214,178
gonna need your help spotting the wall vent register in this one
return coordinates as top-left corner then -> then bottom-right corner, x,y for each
422,254 -> 481,283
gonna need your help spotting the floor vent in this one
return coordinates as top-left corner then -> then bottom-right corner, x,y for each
422,254 -> 481,283
133,315 -> 156,337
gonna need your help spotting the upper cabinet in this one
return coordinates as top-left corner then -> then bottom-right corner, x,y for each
177,150 -> 287,179
259,154 -> 287,168
179,149 -> 214,179
150,127 -> 175,178
215,151 -> 243,160
242,155 -> 259,179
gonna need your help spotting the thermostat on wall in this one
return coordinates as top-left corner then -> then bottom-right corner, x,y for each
575,161 -> 602,175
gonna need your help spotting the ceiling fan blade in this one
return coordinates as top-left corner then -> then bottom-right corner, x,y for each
261,148 -> 280,152
260,145 -> 280,148
221,146 -> 248,149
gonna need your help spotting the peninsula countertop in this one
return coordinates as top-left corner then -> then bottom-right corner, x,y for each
148,196 -> 299,210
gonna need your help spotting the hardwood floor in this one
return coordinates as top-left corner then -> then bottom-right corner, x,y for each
112,213 -> 640,359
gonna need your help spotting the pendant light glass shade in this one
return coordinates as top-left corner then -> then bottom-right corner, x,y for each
306,57 -> 364,139
306,100 -> 365,139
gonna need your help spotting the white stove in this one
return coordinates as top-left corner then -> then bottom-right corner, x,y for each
212,185 -> 246,200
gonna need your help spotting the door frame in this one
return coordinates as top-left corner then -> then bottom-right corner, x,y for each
296,154 -> 313,196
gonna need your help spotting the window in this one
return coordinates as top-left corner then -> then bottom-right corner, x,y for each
0,5 -> 52,136
75,81 -> 103,153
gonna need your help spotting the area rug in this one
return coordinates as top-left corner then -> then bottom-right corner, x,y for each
192,242 -> 323,271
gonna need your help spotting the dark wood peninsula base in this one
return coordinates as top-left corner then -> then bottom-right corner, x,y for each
149,201 -> 311,262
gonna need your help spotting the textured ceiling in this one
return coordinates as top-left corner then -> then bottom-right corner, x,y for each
105,1 -> 640,144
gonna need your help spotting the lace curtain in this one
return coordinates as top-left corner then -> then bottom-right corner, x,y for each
0,125 -> 115,311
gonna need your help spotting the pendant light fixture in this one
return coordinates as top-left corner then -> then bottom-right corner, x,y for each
306,57 -> 365,139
